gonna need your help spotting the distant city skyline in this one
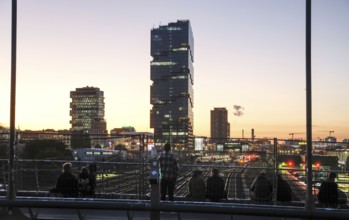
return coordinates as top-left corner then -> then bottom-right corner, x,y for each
0,0 -> 348,141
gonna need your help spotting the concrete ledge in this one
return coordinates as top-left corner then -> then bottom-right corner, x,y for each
0,207 -> 29,220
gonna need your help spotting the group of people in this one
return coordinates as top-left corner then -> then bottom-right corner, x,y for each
317,171 -> 339,208
52,162 -> 96,197
249,172 -> 292,203
158,143 -> 227,202
188,168 -> 227,202
249,171 -> 341,207
52,142 -> 341,208
158,143 -> 294,203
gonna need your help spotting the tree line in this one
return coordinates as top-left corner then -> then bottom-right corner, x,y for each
0,140 -> 73,160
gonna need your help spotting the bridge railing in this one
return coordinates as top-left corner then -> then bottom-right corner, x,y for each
0,158 -> 348,207
0,158 -> 349,219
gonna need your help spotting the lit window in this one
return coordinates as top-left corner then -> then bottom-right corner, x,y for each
151,61 -> 176,66
167,27 -> 181,31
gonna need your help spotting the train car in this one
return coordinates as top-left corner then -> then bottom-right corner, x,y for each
72,148 -> 127,161
277,154 -> 302,168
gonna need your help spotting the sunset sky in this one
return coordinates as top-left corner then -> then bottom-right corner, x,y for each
0,0 -> 348,141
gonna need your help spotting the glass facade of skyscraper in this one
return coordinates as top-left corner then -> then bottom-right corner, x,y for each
150,20 -> 194,150
70,86 -> 107,147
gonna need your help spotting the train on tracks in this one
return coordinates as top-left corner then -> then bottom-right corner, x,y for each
72,148 -> 127,161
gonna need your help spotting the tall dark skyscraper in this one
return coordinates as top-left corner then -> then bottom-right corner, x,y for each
211,108 -> 230,144
150,20 -> 194,150
70,86 -> 107,148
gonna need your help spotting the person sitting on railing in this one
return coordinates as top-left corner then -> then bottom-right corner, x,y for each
250,172 -> 272,202
88,163 -> 97,196
317,172 -> 338,208
188,169 -> 206,201
206,168 -> 226,202
77,166 -> 91,197
276,174 -> 292,202
55,162 -> 78,197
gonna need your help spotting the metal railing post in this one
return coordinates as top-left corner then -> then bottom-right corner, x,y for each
305,0 -> 314,211
149,159 -> 160,220
139,135 -> 144,199
35,161 -> 39,193
7,0 -> 17,201
273,138 -> 278,204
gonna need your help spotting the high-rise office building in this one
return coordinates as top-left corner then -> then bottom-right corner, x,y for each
211,108 -> 230,144
70,86 -> 107,147
150,20 -> 194,150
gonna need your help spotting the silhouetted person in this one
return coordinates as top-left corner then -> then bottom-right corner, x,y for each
88,163 -> 97,196
188,169 -> 206,201
190,155 -> 195,164
277,174 -> 292,202
250,172 -> 272,202
158,143 -> 178,201
55,162 -> 78,197
77,166 -> 91,197
317,172 -> 338,207
206,168 -> 226,202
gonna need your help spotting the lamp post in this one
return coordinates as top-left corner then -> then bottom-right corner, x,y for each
305,0 -> 314,211
8,0 -> 17,201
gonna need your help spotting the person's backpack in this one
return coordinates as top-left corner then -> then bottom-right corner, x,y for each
277,180 -> 292,202
78,177 -> 90,192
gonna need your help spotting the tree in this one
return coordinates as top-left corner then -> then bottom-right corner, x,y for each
0,143 -> 7,159
70,130 -> 91,149
20,140 -> 73,160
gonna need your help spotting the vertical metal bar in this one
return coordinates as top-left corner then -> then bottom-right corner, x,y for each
144,135 -> 149,197
150,159 -> 160,220
2,161 -> 7,185
35,162 -> 39,193
305,0 -> 313,211
102,162 -> 105,193
20,162 -> 22,189
273,138 -> 278,204
7,0 -> 17,201
138,135 -> 143,199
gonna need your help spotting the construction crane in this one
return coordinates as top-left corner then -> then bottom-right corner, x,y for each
329,131 -> 334,137
289,132 -> 304,140
317,130 -> 335,138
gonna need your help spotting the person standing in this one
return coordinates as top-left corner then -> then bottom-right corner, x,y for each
317,172 -> 338,207
158,143 -> 178,201
55,162 -> 78,197
206,168 -> 226,202
188,169 -> 206,201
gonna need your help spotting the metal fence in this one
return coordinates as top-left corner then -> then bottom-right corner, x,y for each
0,157 -> 349,219
0,158 -> 348,205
